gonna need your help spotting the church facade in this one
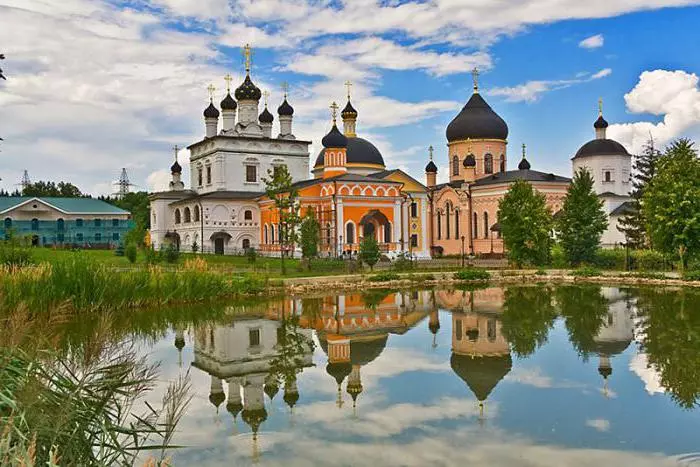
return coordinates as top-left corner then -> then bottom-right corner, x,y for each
149,46 -> 632,257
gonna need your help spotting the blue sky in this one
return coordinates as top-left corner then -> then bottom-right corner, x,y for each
1,0 -> 699,194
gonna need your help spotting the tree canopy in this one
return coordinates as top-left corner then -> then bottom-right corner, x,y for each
263,165 -> 300,274
22,181 -> 85,198
359,236 -> 381,270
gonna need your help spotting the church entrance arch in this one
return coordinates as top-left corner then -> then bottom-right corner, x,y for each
363,222 -> 375,240
210,231 -> 232,255
360,210 -> 390,245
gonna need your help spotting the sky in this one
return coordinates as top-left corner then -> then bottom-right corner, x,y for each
1,0 -> 700,195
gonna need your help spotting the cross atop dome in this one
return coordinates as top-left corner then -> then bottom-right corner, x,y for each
224,74 -> 233,92
472,67 -> 480,93
207,83 -> 216,101
345,80 -> 352,100
281,81 -> 289,99
598,97 -> 603,116
243,43 -> 252,73
330,101 -> 339,122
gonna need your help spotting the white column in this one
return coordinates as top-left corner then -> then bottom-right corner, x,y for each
402,201 -> 410,253
393,200 -> 401,250
336,200 -> 344,255
420,196 -> 428,256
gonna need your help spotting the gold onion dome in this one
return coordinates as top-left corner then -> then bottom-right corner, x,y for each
342,99 -> 358,118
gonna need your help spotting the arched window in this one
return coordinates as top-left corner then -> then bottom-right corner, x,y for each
184,207 -> 191,223
4,218 -> 11,230
326,223 -> 332,245
437,211 -> 442,240
384,223 -> 391,243
174,209 -> 181,224
194,205 -> 200,222
455,209 -> 460,239
31,218 -> 39,231
264,225 -> 269,244
244,210 -> 253,221
445,203 -> 451,240
56,219 -> 64,231
270,224 -> 275,244
483,212 -> 489,239
346,222 -> 355,245
499,154 -> 506,172
472,213 -> 478,239
278,223 -> 282,243
452,155 -> 459,176
484,154 -> 493,174
242,238 -> 251,249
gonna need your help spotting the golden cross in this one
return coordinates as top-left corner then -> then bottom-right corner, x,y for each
472,67 -> 480,92
243,43 -> 252,73
522,143 -> 527,158
224,74 -> 233,92
344,80 -> 353,100
330,101 -> 339,122
598,97 -> 603,116
207,83 -> 216,101
172,144 -> 179,161
281,81 -> 289,98
263,90 -> 270,107
428,145 -> 434,160
466,137 -> 472,153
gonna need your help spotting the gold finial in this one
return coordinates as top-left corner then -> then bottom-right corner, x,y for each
172,144 -> 179,161
330,101 -> 339,123
466,137 -> 473,153
598,97 -> 603,116
263,90 -> 270,107
281,81 -> 289,99
472,67 -> 480,93
224,74 -> 233,93
522,143 -> 527,159
243,43 -> 252,73
207,83 -> 216,101
428,145 -> 434,161
344,80 -> 353,100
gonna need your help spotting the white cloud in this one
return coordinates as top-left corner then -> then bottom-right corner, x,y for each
579,34 -> 604,49
629,351 -> 665,395
585,418 -> 611,432
489,68 -> 612,103
608,70 -> 700,154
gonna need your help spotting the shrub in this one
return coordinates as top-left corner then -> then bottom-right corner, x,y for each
162,243 -> 180,264
125,243 -> 137,264
630,271 -> 666,280
345,259 -> 361,274
114,244 -> 125,257
0,243 -> 33,267
592,249 -> 626,270
454,268 -> 491,281
683,270 -> 700,281
246,247 -> 257,264
144,246 -> 161,265
191,241 -> 199,253
571,266 -> 602,277
392,252 -> 414,271
368,272 -> 401,282
635,249 -> 666,271
535,269 -> 547,276
550,244 -> 567,268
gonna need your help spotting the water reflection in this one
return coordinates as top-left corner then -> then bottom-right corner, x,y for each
166,285 -> 700,465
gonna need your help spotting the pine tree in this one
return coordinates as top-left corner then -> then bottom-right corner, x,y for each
497,179 -> 553,268
359,236 -> 381,271
618,139 -> 662,248
299,208 -> 320,268
557,168 -> 608,266
263,166 -> 300,275
643,138 -> 700,269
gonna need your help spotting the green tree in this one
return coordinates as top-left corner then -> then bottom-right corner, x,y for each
103,192 -> 151,246
556,285 -> 609,358
299,208 -> 320,265
23,181 -> 85,197
618,139 -> 662,249
643,139 -> 700,269
501,286 -> 557,357
497,179 -> 553,267
263,165 -> 300,275
358,236 -> 380,271
557,168 -> 608,266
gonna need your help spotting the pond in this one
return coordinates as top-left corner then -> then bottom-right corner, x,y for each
134,285 -> 700,466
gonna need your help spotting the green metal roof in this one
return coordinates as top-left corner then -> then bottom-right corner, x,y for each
0,197 -> 129,215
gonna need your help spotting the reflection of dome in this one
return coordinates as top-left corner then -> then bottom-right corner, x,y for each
264,382 -> 279,400
450,353 -> 512,401
429,321 -> 440,335
174,335 -> 185,350
325,361 -> 352,385
241,408 -> 268,432
315,137 -> 385,168
574,139 -> 630,159
592,339 -> 631,356
283,390 -> 300,408
347,380 -> 363,402
227,400 -> 243,418
446,93 -> 509,142
209,391 -> 225,408
598,365 -> 613,378
350,335 -> 388,366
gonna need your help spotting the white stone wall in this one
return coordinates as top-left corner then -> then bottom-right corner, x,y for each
572,154 -> 632,196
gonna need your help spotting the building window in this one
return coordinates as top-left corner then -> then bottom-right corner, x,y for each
31,218 -> 39,231
487,319 -> 497,342
197,168 -> 203,186
244,210 -> 253,221
246,165 -> 257,183
484,212 -> 489,239
445,203 -> 451,240
76,218 -> 83,227
455,209 -> 460,238
242,238 -> 250,249
249,329 -> 261,347
194,206 -> 200,222
57,219 -> 64,231
410,234 -> 418,247
94,219 -> 101,227
452,155 -> 459,176
77,233 -> 83,242
604,170 -> 612,182
112,218 -> 119,227
174,209 -> 181,224
499,155 -> 506,172
270,224 -> 275,244
95,233 -> 102,242
264,225 -> 269,244
4,218 -> 11,230
206,166 -> 212,184
455,319 -> 463,341
112,232 -> 120,241
384,223 -> 391,243
346,222 -> 355,245
410,202 -> 417,218
184,208 -> 191,223
484,153 -> 493,174
473,213 -> 478,239
57,233 -> 64,243
437,212 -> 442,240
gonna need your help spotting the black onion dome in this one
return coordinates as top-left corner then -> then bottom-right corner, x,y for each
325,361 -> 352,385
518,157 -> 531,170
425,160 -> 438,173
170,160 -> 182,174
592,339 -> 632,356
278,98 -> 294,116
234,74 -> 262,101
463,154 -> 476,167
322,124 -> 348,148
174,335 -> 185,350
347,382 -> 363,401
203,102 -> 220,119
342,100 -> 358,118
350,335 -> 388,367
446,93 -> 509,142
208,391 -> 225,408
594,115 -> 609,129
226,400 -> 243,418
574,139 -> 630,159
450,353 -> 512,402
264,382 -> 279,400
315,137 -> 384,167
598,366 -> 613,378
220,92 -> 237,110
429,320 -> 440,335
259,107 -> 274,124
283,390 -> 300,408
